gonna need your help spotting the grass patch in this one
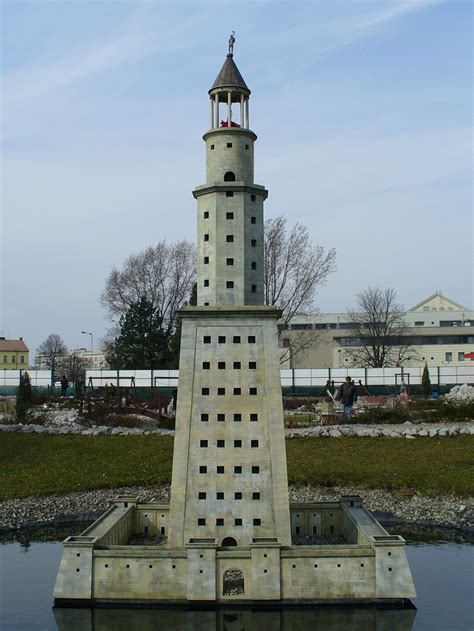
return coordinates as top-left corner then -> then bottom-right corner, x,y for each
0,434 -> 472,500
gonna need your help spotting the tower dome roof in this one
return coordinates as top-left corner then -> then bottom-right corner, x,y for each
210,54 -> 250,94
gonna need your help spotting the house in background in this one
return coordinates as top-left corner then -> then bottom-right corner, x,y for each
0,337 -> 29,370
280,292 -> 473,368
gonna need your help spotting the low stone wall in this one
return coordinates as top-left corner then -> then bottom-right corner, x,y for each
1,420 -> 473,438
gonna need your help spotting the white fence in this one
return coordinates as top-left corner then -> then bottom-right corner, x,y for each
85,366 -> 474,388
0,370 -> 52,387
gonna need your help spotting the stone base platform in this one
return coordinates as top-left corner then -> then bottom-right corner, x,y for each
54,495 -> 416,605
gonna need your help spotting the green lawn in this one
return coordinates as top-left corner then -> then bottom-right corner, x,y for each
0,434 -> 472,500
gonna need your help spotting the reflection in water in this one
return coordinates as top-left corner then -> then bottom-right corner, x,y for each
54,606 -> 416,630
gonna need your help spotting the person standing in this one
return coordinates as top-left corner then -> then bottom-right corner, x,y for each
60,375 -> 69,397
336,376 -> 357,423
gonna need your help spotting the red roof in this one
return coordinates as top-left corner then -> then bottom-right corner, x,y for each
0,338 -> 29,352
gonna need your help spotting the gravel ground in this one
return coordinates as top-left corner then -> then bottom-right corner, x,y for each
0,483 -> 472,533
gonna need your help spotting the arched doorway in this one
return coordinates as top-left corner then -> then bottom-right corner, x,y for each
223,568 -> 245,596
224,171 -> 236,181
221,536 -> 237,547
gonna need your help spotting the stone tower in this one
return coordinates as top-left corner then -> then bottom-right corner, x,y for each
168,50 -> 292,549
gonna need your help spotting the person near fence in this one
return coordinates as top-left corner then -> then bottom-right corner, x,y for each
60,375 -> 69,397
335,376 -> 357,423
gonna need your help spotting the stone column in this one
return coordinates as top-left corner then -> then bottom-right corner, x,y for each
245,98 -> 250,128
227,91 -> 232,126
210,98 -> 214,129
215,95 -> 219,128
240,94 -> 244,128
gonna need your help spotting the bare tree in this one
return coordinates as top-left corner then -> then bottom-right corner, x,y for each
101,240 -> 196,341
344,287 -> 415,367
36,334 -> 68,381
264,216 -> 336,363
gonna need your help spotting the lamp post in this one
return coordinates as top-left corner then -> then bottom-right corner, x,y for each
81,331 -> 93,354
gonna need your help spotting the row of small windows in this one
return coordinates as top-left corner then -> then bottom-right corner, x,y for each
2,356 -> 25,363
209,143 -> 250,150
202,361 -> 256,369
203,335 -> 256,343
199,439 -> 259,448
201,413 -> 259,422
201,387 -> 258,396
203,280 -> 257,292
198,491 -> 261,500
224,192 -> 257,201
198,518 -> 261,526
199,465 -> 260,474
203,234 -> 257,246
203,257 -> 257,271
204,212 -> 257,223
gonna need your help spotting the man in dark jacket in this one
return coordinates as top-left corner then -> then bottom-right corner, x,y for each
336,376 -> 357,423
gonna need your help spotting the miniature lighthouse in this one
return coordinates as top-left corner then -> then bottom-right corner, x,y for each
167,45 -> 292,551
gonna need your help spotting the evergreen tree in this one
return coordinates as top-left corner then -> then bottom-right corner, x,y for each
421,363 -> 431,396
108,298 -> 169,369
16,372 -> 33,421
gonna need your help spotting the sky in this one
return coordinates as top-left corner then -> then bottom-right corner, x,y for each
1,0 -> 472,359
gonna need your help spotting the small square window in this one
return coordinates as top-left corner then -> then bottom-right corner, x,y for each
226,258 -> 234,265
217,466 -> 225,474
217,413 -> 225,422
218,336 -> 226,343
235,492 -> 242,500
218,387 -> 225,395
202,387 -> 209,395
217,440 -> 225,448
251,216 -> 256,224
251,239 -> 257,247
203,279 -> 209,287
245,144 -> 249,150
226,212 -> 234,219
233,336 -> 241,343
216,518 -> 224,526
204,256 -> 209,264
204,211 -> 209,219
226,281 -> 234,289
227,142 -> 232,148
202,361 -> 210,369
217,492 -> 224,500
248,336 -> 256,343
201,413 -> 209,422
251,285 -> 257,293
226,235 -> 234,242
251,440 -> 259,448
210,144 -> 215,150
234,440 -> 242,448
234,413 -> 242,422
249,361 -> 256,369
204,233 -> 209,241
200,440 -> 208,448
204,302 -> 209,306
235,518 -> 243,526
250,413 -> 258,421
252,466 -> 260,474
249,387 -> 257,395
458,352 -> 465,361
233,361 -> 241,369
226,191 -> 234,197
203,336 -> 211,344
198,492 -> 206,499
251,194 -> 256,202
198,518 -> 206,526
218,361 -> 226,369
253,518 -> 261,526
199,466 -> 207,473
233,387 -> 241,395
252,492 -> 260,500
234,466 -> 242,474
251,262 -> 257,270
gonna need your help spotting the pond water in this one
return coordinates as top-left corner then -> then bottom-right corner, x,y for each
0,524 -> 472,630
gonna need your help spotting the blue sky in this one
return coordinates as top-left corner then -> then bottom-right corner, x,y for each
1,0 -> 472,357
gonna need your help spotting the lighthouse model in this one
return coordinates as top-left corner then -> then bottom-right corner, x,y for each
54,41 -> 416,606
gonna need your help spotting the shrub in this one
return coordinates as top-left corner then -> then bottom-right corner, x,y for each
421,363 -> 431,396
16,373 -> 33,421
